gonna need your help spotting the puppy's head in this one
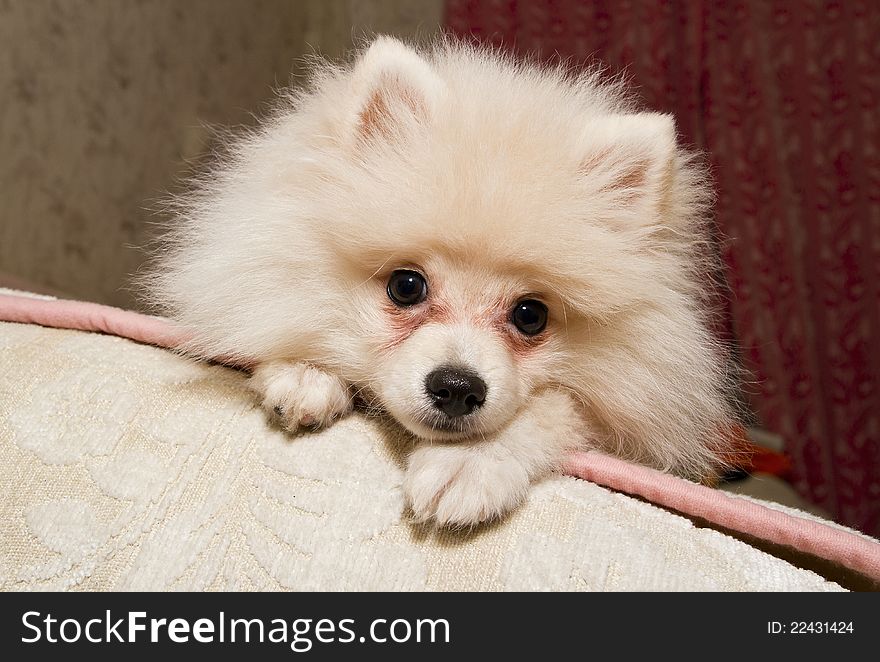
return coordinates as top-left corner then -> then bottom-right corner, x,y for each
153,37 -> 730,475
311,38 -> 722,454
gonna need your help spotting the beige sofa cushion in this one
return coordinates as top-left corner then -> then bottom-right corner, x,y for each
0,321 -> 843,591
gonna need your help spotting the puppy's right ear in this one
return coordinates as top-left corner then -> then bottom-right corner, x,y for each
344,37 -> 442,144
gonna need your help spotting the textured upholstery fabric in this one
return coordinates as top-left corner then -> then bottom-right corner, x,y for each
0,321 -> 844,591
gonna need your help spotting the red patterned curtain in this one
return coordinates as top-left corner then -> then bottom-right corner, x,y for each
446,0 -> 880,536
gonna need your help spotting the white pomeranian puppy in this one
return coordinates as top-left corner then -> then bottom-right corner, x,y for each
146,37 -> 734,527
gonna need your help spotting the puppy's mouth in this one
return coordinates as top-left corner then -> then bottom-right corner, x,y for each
413,409 -> 482,437
356,387 -> 484,439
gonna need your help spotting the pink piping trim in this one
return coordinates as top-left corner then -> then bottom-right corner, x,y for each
563,452 -> 880,582
2,292 -> 879,582
0,294 -> 189,350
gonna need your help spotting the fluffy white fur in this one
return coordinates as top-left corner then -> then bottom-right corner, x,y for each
144,37 -> 735,527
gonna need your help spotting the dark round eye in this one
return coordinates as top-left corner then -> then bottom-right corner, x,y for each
387,270 -> 427,306
511,299 -> 548,335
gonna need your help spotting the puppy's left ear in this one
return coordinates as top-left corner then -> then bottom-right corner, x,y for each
345,36 -> 443,144
580,113 -> 681,220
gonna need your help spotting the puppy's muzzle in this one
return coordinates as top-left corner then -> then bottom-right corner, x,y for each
425,366 -> 487,418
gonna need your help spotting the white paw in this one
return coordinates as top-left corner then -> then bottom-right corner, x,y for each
404,443 -> 531,528
250,361 -> 352,431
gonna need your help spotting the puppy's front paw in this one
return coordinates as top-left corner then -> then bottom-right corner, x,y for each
404,444 -> 530,528
250,361 -> 352,431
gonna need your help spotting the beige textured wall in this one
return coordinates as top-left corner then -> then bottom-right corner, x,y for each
0,0 -> 442,307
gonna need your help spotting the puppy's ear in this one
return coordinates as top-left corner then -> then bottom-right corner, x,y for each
346,36 -> 442,144
579,113 -> 679,215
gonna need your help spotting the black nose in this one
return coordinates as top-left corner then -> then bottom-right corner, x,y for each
425,366 -> 487,418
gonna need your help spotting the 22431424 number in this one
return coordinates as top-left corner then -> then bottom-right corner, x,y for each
768,621 -> 854,634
